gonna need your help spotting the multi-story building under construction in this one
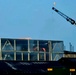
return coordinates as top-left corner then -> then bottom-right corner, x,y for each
0,38 -> 76,61
0,38 -> 76,74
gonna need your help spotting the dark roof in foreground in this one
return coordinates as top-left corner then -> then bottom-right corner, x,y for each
0,57 -> 76,74
64,51 -> 76,54
58,57 -> 76,68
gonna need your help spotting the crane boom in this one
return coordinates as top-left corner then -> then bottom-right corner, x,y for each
52,7 -> 76,25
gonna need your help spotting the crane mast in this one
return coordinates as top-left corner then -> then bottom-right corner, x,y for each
52,7 -> 76,25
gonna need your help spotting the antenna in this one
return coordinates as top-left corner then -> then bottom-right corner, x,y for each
69,42 -> 74,52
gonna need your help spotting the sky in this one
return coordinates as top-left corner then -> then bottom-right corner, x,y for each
0,0 -> 76,51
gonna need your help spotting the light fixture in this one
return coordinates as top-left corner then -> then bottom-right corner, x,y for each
47,68 -> 53,71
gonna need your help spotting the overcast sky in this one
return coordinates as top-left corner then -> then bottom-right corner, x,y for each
0,0 -> 76,51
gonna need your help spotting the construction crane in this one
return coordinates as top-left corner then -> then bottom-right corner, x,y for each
52,7 -> 76,25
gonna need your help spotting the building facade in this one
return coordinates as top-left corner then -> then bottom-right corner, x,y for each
0,38 -> 64,61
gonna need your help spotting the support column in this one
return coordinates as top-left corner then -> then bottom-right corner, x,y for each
28,40 -> 30,61
21,52 -> 23,61
0,39 -> 2,60
14,40 -> 16,60
37,40 -> 39,61
48,41 -> 52,61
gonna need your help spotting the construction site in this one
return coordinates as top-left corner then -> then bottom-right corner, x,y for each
0,1 -> 76,75
0,37 -> 76,75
